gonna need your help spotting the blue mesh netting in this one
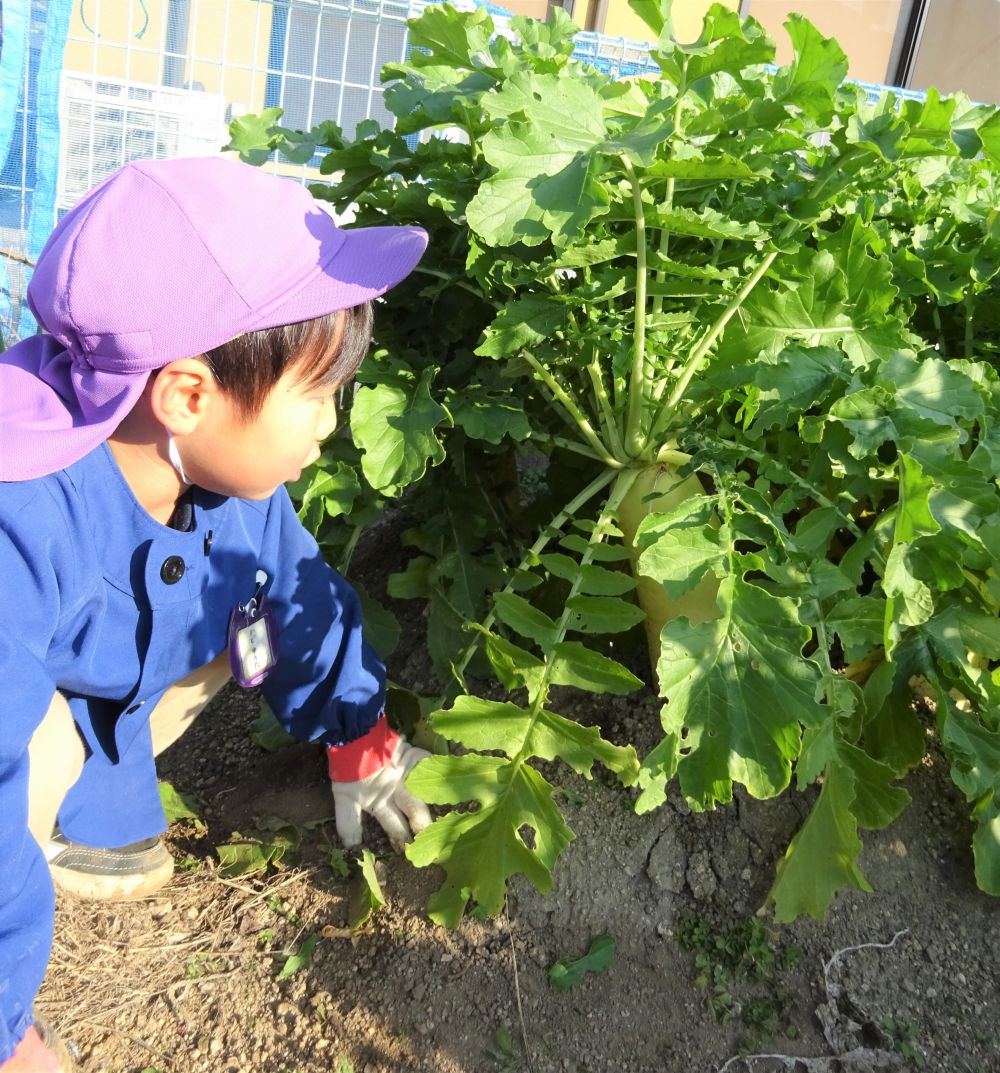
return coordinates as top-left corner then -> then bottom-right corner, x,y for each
0,0 -> 72,340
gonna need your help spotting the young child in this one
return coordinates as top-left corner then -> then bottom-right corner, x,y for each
0,156 -> 432,1071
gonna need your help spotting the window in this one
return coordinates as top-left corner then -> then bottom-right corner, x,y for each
264,0 -> 410,138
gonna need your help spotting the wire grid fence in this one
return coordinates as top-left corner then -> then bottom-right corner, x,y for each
1,0 -> 425,338
0,0 -> 927,341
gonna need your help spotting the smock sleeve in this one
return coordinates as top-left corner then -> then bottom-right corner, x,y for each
0,486 -> 74,1062
257,486 -> 386,748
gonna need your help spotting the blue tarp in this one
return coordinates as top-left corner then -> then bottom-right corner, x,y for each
0,0 -> 72,340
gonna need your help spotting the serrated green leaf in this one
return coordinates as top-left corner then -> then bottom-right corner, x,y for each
539,554 -> 637,596
627,0 -> 671,36
658,577 -> 824,809
429,695 -> 638,782
895,454 -> 941,543
826,595 -> 885,662
328,847 -> 350,879
862,670 -> 927,778
447,389 -> 532,443
647,154 -> 754,181
936,688 -> 1000,802
405,3 -> 495,70
769,761 -> 872,922
792,508 -> 843,558
407,754 -> 508,809
468,72 -> 611,247
564,594 -> 646,635
977,109 -> 1000,165
475,295 -> 568,359
352,368 -> 449,496
884,352 -> 984,428
799,722 -> 909,830
559,534 -> 632,561
637,524 -> 725,601
511,8 -> 578,62
671,5 -> 774,85
384,66 -> 496,134
549,234 -> 636,268
216,842 -> 273,878
718,239 -> 911,371
223,106 -> 284,164
406,761 -> 572,926
470,625 -> 546,695
494,592 -> 559,648
773,15 -> 848,124
386,556 -> 433,600
838,741 -> 911,830
884,543 -> 935,640
748,346 -> 852,429
550,641 -> 644,695
634,728 -> 681,814
883,453 -> 941,652
925,604 -> 1000,666
291,459 -> 361,523
650,205 -> 763,242
548,934 -> 615,990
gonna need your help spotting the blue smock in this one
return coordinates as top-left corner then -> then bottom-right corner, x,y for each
0,443 -> 385,1060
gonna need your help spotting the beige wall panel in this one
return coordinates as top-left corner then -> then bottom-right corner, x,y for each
500,0 -> 552,16
909,0 -> 1000,104
64,1 -> 273,109
64,1 -> 164,84
747,1 -> 904,83
187,0 -> 273,106
604,0 -> 741,43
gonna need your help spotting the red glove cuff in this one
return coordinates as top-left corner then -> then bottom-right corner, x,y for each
326,716 -> 400,782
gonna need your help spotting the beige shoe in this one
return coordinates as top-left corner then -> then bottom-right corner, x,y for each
46,832 -> 174,900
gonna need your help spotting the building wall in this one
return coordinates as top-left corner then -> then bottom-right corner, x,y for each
63,2 -> 164,84
595,0 -> 921,87
501,0 -> 552,17
63,0 -> 272,111
745,0 -> 905,84
602,1 -> 741,43
908,0 -> 1000,103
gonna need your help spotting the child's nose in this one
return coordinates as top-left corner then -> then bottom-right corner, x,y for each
317,396 -> 338,440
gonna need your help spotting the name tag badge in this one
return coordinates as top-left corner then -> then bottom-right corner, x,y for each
228,570 -> 279,688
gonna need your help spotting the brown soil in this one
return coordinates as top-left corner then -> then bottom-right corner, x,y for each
35,520 -> 1000,1073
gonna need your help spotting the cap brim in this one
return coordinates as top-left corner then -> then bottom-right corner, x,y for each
250,225 -> 429,330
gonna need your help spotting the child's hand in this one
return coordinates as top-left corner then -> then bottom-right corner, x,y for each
326,719 -> 432,852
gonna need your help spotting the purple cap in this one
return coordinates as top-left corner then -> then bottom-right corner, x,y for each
0,156 -> 428,481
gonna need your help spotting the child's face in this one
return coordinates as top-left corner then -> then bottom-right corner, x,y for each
183,366 -> 339,500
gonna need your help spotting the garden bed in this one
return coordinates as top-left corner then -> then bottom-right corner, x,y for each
38,558 -> 1000,1073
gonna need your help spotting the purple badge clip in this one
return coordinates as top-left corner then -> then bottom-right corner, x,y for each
228,570 -> 279,688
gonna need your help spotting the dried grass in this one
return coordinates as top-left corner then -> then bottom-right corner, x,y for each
38,862 -> 324,1070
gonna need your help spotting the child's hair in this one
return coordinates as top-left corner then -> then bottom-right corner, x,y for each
200,301 -> 374,418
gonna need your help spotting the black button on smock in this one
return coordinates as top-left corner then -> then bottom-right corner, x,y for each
160,555 -> 186,584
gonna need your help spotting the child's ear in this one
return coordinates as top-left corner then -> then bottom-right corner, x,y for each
149,358 -> 218,434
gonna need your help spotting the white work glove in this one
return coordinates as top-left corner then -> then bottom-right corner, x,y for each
327,716 -> 432,852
